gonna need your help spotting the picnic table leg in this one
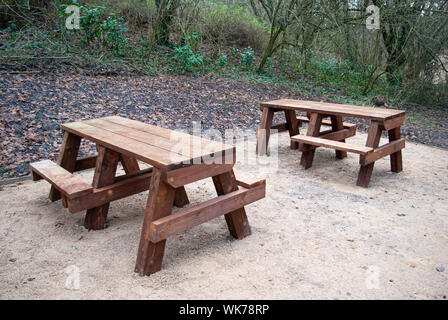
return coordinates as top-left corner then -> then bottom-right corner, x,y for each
83,146 -> 120,230
285,110 -> 300,150
256,107 -> 274,156
357,121 -> 382,188
212,169 -> 251,239
49,131 -> 81,202
135,167 -> 175,276
300,113 -> 323,169
388,127 -> 403,173
119,155 -> 140,174
119,154 -> 189,208
174,186 -> 190,208
330,115 -> 348,159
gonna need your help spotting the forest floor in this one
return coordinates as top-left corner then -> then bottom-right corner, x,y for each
0,132 -> 447,299
0,73 -> 447,180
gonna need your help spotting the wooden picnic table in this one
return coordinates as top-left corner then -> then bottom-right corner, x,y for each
30,116 -> 265,276
256,99 -> 406,187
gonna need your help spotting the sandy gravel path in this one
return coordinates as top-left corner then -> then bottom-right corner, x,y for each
0,132 -> 447,299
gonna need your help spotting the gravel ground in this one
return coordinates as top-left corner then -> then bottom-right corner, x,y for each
0,132 -> 447,299
1,73 -> 447,180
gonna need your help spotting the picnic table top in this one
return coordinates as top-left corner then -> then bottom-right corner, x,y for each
61,116 -> 234,169
260,99 -> 405,121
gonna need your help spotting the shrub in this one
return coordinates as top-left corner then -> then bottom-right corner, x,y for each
240,46 -> 255,70
172,44 -> 203,74
194,2 -> 267,52
58,2 -> 127,54
218,53 -> 227,67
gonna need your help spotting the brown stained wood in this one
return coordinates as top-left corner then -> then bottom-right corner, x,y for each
360,138 -> 405,166
331,116 -> 347,159
383,115 -> 405,131
85,118 -> 219,165
174,187 -> 190,208
74,155 -> 98,172
166,163 -> 234,188
62,118 -> 235,170
320,128 -> 355,141
49,131 -> 81,202
233,169 -> 266,189
297,116 -> 357,131
271,122 -> 288,132
357,121 -> 383,188
84,146 -> 120,230
300,113 -> 323,169
261,99 -> 405,121
114,167 -> 153,183
30,160 -> 93,199
296,128 -> 356,152
119,155 -> 140,174
285,110 -> 300,150
62,121 -> 189,169
103,116 -> 230,159
388,127 -> 404,172
67,171 -> 153,213
135,167 -> 175,276
293,135 -> 374,155
256,107 -> 274,156
212,170 -> 251,239
149,183 -> 265,243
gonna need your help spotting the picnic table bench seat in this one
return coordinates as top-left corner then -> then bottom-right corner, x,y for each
291,135 -> 374,155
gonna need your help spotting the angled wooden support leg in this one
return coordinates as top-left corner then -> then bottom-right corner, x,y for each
119,155 -> 140,174
331,115 -> 347,159
285,110 -> 300,150
388,127 -> 403,173
357,121 -> 382,188
256,107 -> 274,156
49,131 -> 82,202
84,146 -> 120,230
174,186 -> 190,208
300,113 -> 323,169
135,167 -> 175,276
119,154 -> 189,207
212,169 -> 251,239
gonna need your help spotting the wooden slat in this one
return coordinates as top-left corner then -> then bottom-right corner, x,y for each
262,99 -> 405,121
292,135 -> 374,155
84,118 -> 224,164
360,138 -> 405,165
30,160 -> 93,199
62,117 -> 234,170
62,121 -> 189,169
103,116 -> 234,161
149,182 -> 265,243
